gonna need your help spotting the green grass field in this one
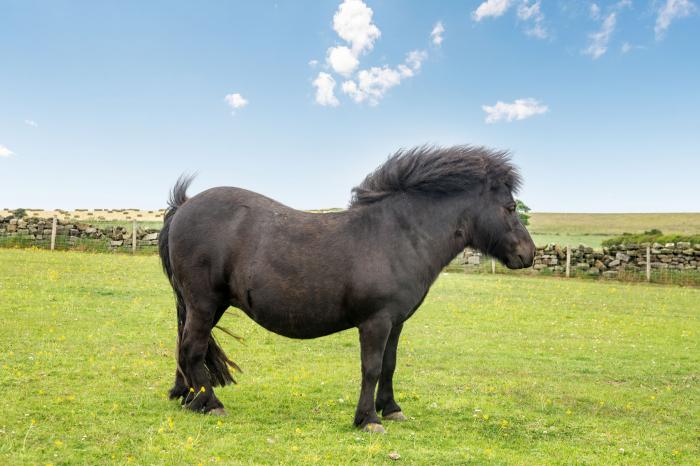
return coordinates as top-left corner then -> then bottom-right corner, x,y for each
528,212 -> 700,248
529,212 -> 700,235
1,249 -> 699,464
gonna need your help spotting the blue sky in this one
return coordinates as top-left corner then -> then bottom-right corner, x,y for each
1,0 -> 698,212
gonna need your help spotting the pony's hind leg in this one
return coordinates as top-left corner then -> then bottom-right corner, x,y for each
169,305 -> 228,402
178,299 -> 226,414
168,370 -> 189,400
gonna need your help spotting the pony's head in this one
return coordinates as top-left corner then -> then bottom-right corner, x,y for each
468,177 -> 535,269
350,145 -> 536,269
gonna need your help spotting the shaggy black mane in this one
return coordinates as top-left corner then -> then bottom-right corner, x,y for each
350,145 -> 522,207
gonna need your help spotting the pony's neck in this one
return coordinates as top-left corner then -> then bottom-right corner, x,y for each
382,192 -> 473,276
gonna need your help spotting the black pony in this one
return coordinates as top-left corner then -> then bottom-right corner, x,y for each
158,145 -> 535,432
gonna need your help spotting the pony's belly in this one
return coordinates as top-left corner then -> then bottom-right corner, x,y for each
240,305 -> 353,339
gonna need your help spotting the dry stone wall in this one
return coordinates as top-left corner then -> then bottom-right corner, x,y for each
2,216 -> 700,276
461,242 -> 700,278
0,215 -> 160,250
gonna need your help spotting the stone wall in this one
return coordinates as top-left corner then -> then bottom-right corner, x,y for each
0,215 -> 160,250
460,242 -> 700,278
3,215 -> 700,276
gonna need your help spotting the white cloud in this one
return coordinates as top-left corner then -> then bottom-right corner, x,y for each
517,0 -> 547,38
341,50 -> 426,106
341,80 -> 360,99
24,119 -> 38,127
224,93 -> 248,113
313,1 -> 430,107
473,0 -> 545,38
0,145 -> 15,158
431,21 -> 445,46
583,12 -> 616,59
473,0 -> 513,21
405,50 -> 427,71
525,22 -> 547,39
482,98 -> 548,123
655,0 -> 696,40
517,0 -> 538,20
590,3 -> 601,19
313,72 -> 340,107
319,0 -> 382,95
332,0 -> 381,55
326,45 -> 360,76
621,41 -> 632,53
308,59 -> 319,67
342,67 -> 402,105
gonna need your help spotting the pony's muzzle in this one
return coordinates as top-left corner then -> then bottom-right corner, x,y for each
506,241 -> 536,269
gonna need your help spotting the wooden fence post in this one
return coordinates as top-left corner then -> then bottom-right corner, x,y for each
565,246 -> 571,278
491,258 -> 496,274
132,220 -> 137,254
646,245 -> 651,282
50,217 -> 57,251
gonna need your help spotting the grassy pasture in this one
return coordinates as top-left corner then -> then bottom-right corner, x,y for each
528,212 -> 700,235
1,249 -> 698,464
528,212 -> 700,248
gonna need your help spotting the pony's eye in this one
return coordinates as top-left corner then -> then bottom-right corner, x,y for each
507,204 -> 516,213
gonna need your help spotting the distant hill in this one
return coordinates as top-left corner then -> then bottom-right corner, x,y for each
528,212 -> 700,248
529,212 -> 700,235
0,208 -> 165,222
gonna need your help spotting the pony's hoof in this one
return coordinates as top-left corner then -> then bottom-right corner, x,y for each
362,423 -> 386,434
383,411 -> 407,421
209,407 -> 228,416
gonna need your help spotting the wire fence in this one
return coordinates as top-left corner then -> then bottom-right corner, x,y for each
447,245 -> 700,287
0,217 -> 162,255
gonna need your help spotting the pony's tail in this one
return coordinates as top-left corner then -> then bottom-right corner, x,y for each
159,175 -> 240,387
159,175 -> 195,384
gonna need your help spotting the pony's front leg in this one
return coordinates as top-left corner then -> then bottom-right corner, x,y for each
376,323 -> 407,421
354,314 -> 392,433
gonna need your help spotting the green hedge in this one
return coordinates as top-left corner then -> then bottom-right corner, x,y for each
601,229 -> 700,247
